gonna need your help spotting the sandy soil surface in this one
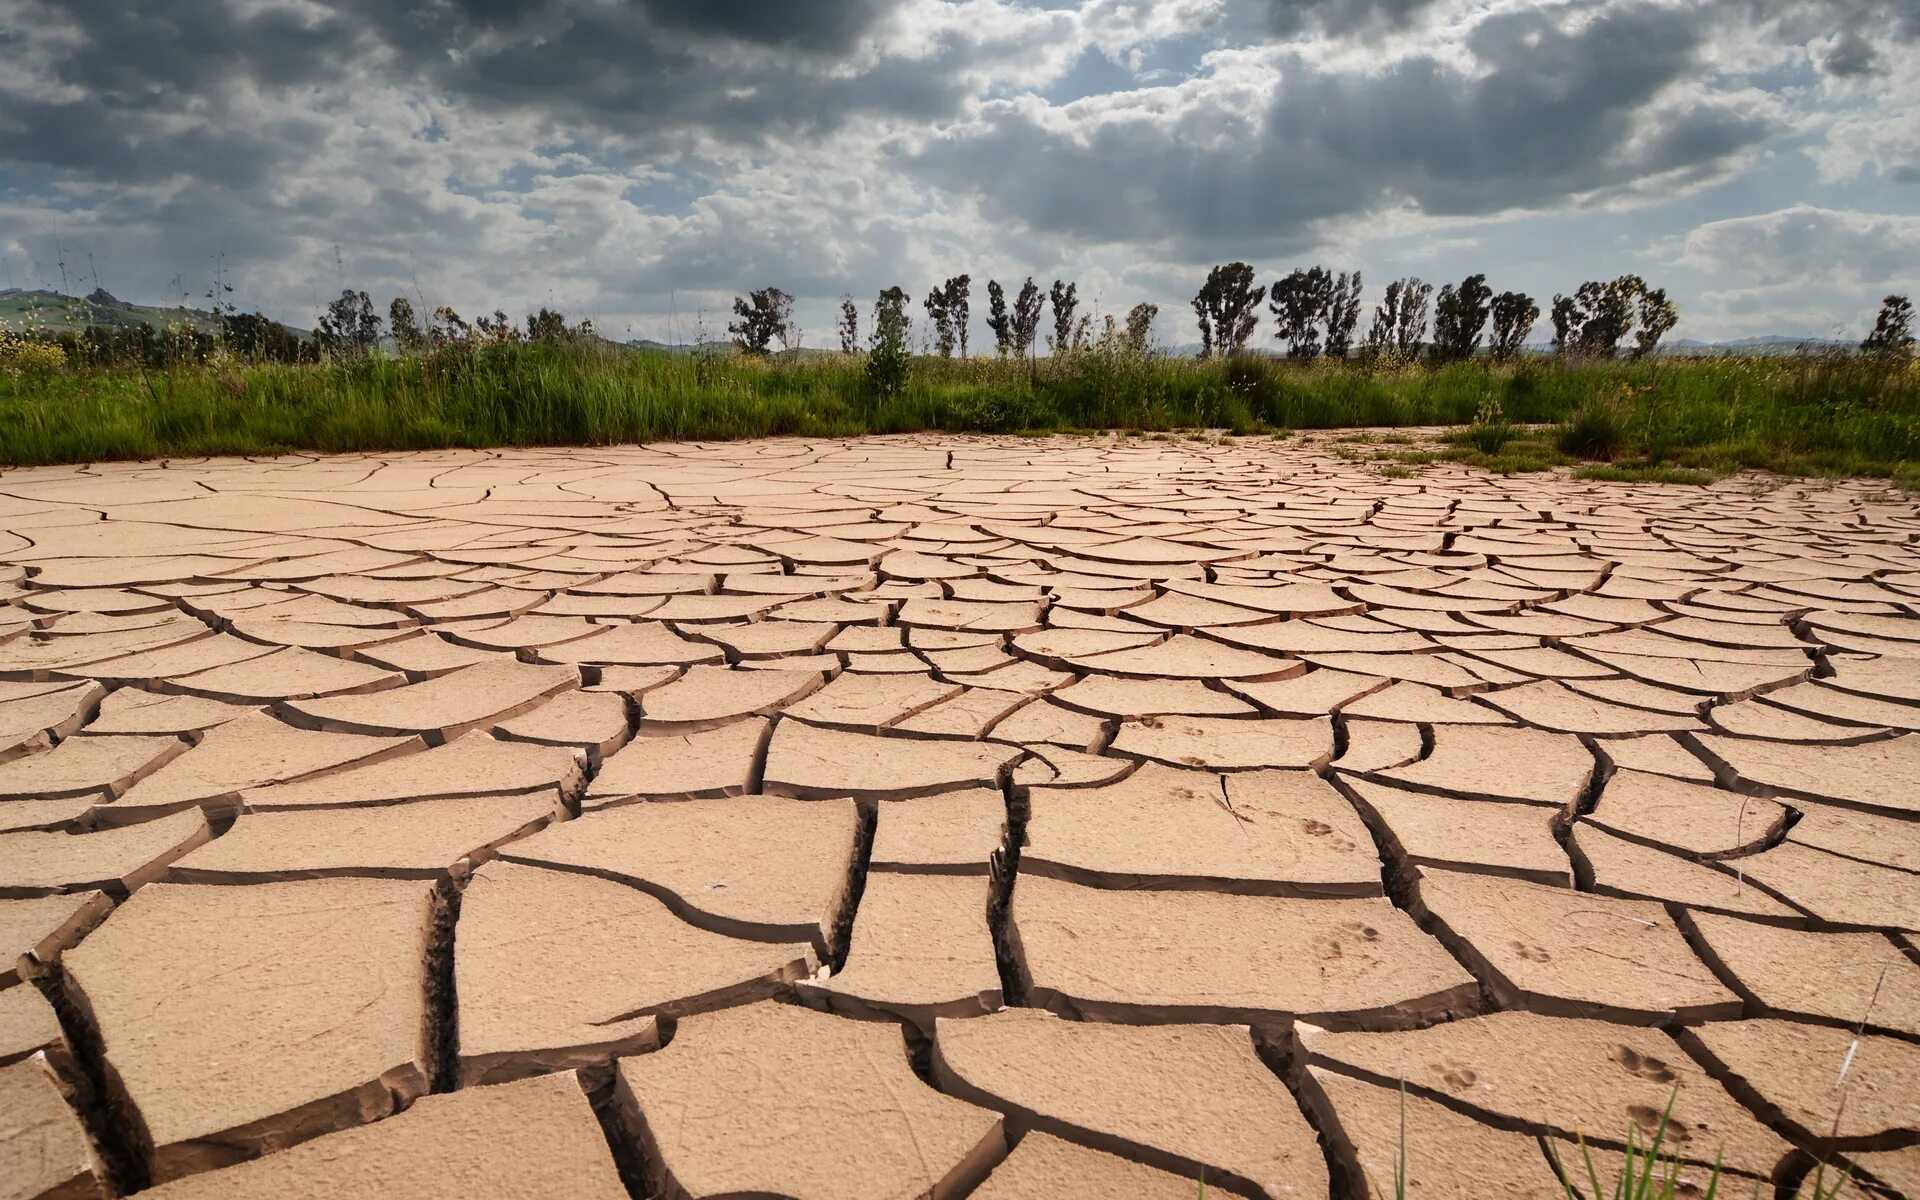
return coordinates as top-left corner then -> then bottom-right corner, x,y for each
1,434 -> 1916,1199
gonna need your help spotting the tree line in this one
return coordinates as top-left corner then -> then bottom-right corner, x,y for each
728,266 -> 1703,366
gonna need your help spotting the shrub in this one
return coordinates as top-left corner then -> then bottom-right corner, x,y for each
866,287 -> 912,400
1559,400 -> 1625,460
0,333 -> 67,376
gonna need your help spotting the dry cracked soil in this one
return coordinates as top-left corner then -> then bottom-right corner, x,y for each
0,432 -> 1916,1200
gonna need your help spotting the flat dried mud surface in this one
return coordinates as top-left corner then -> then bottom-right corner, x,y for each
0,435 -> 1915,1198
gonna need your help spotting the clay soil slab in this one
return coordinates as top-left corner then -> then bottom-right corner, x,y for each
238,731 -> 582,811
1297,1010 -> 1793,1176
1685,913 -> 1920,1035
636,664 -> 821,730
615,1001 -> 1003,1200
762,721 -> 1020,799
1011,873 -> 1477,1027
933,1008 -> 1327,1200
798,871 -> 1002,1027
1373,725 -> 1595,808
0,733 -> 186,799
282,658 -> 577,738
1339,775 -> 1569,886
0,1055 -> 109,1200
969,1131 -> 1228,1200
61,877 -> 434,1183
0,808 -> 210,897
105,712 -> 419,819
868,787 -> 1008,872
1300,1064 -> 1570,1199
1680,1020 -> 1920,1147
1569,823 -> 1801,920
1023,765 -> 1380,895
500,795 -> 861,954
1694,732 -> 1920,814
0,680 -> 105,759
1108,714 -> 1334,770
1586,769 -> 1788,856
170,792 -> 562,881
585,719 -> 769,805
0,984 -> 67,1066
1729,840 -> 1920,931
454,859 -> 814,1085
141,1069 -> 627,1199
0,891 -> 112,986
1411,868 -> 1740,1023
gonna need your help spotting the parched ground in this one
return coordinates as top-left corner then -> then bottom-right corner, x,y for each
1,435 -> 1916,1200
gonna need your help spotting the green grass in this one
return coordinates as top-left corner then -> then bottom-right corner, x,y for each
1,340 -> 1915,481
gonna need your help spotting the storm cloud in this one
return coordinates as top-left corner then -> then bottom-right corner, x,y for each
1,0 -> 1914,342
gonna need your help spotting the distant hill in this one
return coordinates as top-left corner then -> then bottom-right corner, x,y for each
0,288 -> 234,335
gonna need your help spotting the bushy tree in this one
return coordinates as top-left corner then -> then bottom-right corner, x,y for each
924,286 -> 954,357
475,309 -> 518,342
1364,278 -> 1432,357
867,286 -> 912,398
1012,278 -> 1045,359
223,312 -> 306,362
1488,291 -> 1540,361
1048,280 -> 1079,355
837,295 -> 859,354
526,307 -> 568,343
1863,295 -> 1916,356
947,275 -> 971,357
1552,276 -> 1639,357
1270,267 -> 1333,359
1633,286 -> 1678,357
1431,273 -> 1493,362
389,297 -> 424,354
1192,263 -> 1266,358
728,286 -> 792,355
315,289 -> 381,358
986,280 -> 1013,355
429,305 -> 469,347
1123,302 -> 1157,355
1325,271 -> 1363,360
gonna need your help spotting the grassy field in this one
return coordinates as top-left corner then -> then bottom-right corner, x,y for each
1,338 -> 1915,484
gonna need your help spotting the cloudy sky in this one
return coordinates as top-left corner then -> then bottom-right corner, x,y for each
2,0 -> 1916,346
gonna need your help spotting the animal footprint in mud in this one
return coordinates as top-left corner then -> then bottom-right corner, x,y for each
1434,1059 -> 1478,1091
1614,1046 -> 1677,1084
1299,818 -> 1356,852
1628,1103 -> 1693,1144
1509,940 -> 1553,963
1313,921 -> 1383,960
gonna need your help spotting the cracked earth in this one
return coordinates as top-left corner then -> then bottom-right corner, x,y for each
1,434 -> 1916,1200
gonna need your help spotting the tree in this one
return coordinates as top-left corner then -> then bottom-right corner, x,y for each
1048,280 -> 1079,355
223,312 -> 304,362
1123,302 -> 1158,355
1551,276 -> 1643,356
1364,278 -> 1432,357
389,297 -> 424,354
1012,278 -> 1045,359
1270,266 -> 1334,359
1192,263 -> 1266,357
1633,286 -> 1678,357
867,286 -> 912,398
837,295 -> 859,354
923,285 -> 954,357
1863,295 -> 1916,356
1488,291 -> 1540,361
475,309 -> 518,342
946,274 -> 971,357
1325,271 -> 1363,360
315,289 -> 381,358
728,287 -> 792,355
1431,273 -> 1493,363
986,280 -> 1014,355
526,307 -> 568,343
429,306 -> 469,347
